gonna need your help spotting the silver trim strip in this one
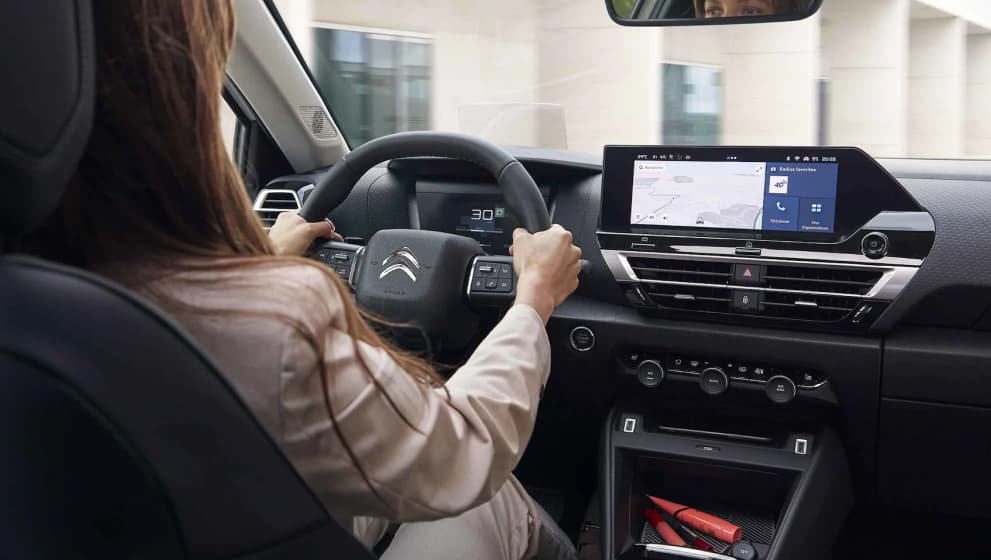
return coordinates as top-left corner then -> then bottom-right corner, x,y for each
602,250 -> 920,302
348,246 -> 364,289
656,424 -> 773,444
297,183 -> 315,204
666,244 -> 922,267
639,543 -> 736,560
466,256 -> 479,298
600,232 -> 925,266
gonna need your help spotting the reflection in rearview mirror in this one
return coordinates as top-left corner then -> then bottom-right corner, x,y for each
608,0 -> 821,26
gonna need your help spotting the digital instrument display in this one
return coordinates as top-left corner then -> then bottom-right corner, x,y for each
630,158 -> 839,234
416,193 -> 522,255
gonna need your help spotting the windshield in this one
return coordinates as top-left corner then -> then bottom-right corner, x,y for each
273,1 -> 991,159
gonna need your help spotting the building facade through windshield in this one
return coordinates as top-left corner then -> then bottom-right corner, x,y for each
275,0 -> 991,159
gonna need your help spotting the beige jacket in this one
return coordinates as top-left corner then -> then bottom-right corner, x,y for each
140,262 -> 550,529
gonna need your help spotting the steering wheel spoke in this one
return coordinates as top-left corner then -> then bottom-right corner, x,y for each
466,255 -> 517,306
308,240 -> 365,290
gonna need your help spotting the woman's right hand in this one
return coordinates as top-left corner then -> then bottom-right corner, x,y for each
509,225 -> 582,323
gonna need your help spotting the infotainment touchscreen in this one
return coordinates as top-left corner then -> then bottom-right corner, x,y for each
630,158 -> 838,234
600,146 -> 925,244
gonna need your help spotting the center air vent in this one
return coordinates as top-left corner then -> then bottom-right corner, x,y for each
764,265 -> 882,296
628,257 -> 733,313
253,189 -> 300,229
624,255 -> 889,324
628,257 -> 732,285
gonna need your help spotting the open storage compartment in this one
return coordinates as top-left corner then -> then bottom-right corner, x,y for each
616,451 -> 797,559
603,408 -> 852,560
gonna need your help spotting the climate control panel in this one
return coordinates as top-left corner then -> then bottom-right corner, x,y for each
619,349 -> 827,404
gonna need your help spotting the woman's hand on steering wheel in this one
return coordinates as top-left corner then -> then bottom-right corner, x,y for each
269,211 -> 344,256
509,224 -> 582,324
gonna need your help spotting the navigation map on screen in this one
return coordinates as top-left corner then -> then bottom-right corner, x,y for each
629,159 -> 839,233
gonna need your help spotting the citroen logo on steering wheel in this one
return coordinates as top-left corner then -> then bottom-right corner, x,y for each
379,247 -> 421,282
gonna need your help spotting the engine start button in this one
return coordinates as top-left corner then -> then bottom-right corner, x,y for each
569,326 -> 595,352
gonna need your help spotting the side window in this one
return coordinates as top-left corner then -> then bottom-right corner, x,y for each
220,97 -> 241,162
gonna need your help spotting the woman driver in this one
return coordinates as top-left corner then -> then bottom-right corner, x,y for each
23,1 -> 581,559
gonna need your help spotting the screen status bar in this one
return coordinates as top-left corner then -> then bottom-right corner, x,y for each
635,153 -> 838,163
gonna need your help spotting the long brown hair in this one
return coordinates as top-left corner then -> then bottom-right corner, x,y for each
23,0 -> 445,500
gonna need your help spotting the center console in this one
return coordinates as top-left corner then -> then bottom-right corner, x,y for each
597,146 -> 935,333
590,146 -> 909,559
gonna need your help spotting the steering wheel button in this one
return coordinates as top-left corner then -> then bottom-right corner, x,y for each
477,264 -> 496,276
332,252 -> 350,262
484,279 -> 499,290
471,278 -> 485,291
496,279 -> 512,293
316,249 -> 331,261
335,266 -> 349,277
498,264 -> 514,278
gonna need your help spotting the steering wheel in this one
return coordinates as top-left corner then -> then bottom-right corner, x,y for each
300,131 -> 551,353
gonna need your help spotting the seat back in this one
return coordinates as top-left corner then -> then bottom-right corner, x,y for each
0,257 -> 375,559
0,2 -> 374,558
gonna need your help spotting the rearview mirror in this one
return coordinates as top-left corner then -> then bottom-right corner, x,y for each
606,0 -> 823,26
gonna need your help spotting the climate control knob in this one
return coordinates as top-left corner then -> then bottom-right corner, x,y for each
699,367 -> 729,396
637,360 -> 665,388
765,375 -> 797,404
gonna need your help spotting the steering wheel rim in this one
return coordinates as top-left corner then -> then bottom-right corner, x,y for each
299,131 -> 551,233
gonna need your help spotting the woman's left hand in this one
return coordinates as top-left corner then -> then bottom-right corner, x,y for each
269,211 -> 344,256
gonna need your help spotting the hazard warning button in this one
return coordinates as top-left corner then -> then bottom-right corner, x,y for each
733,263 -> 763,285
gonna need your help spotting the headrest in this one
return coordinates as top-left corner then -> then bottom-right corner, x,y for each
0,1 -> 94,235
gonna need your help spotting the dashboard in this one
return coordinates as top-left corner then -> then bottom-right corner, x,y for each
258,148 -> 991,519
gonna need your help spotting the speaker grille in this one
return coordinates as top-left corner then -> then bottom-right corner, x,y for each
297,106 -> 339,140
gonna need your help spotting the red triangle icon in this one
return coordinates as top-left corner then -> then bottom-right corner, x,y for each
743,267 -> 753,278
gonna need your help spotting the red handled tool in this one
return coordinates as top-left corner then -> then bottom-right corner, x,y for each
659,510 -> 714,552
648,496 -> 743,544
644,508 -> 686,546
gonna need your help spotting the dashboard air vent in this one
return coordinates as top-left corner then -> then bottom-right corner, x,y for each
253,189 -> 300,229
625,255 -> 886,324
641,283 -> 732,313
628,257 -> 733,313
627,257 -> 732,285
764,265 -> 882,296
761,292 -> 857,322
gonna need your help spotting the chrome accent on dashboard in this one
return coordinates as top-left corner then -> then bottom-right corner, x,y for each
800,378 -> 830,390
602,249 -> 920,302
349,246 -> 364,290
602,233 -> 925,267
637,543 -> 736,560
668,244 -> 923,267
297,183 -> 315,204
